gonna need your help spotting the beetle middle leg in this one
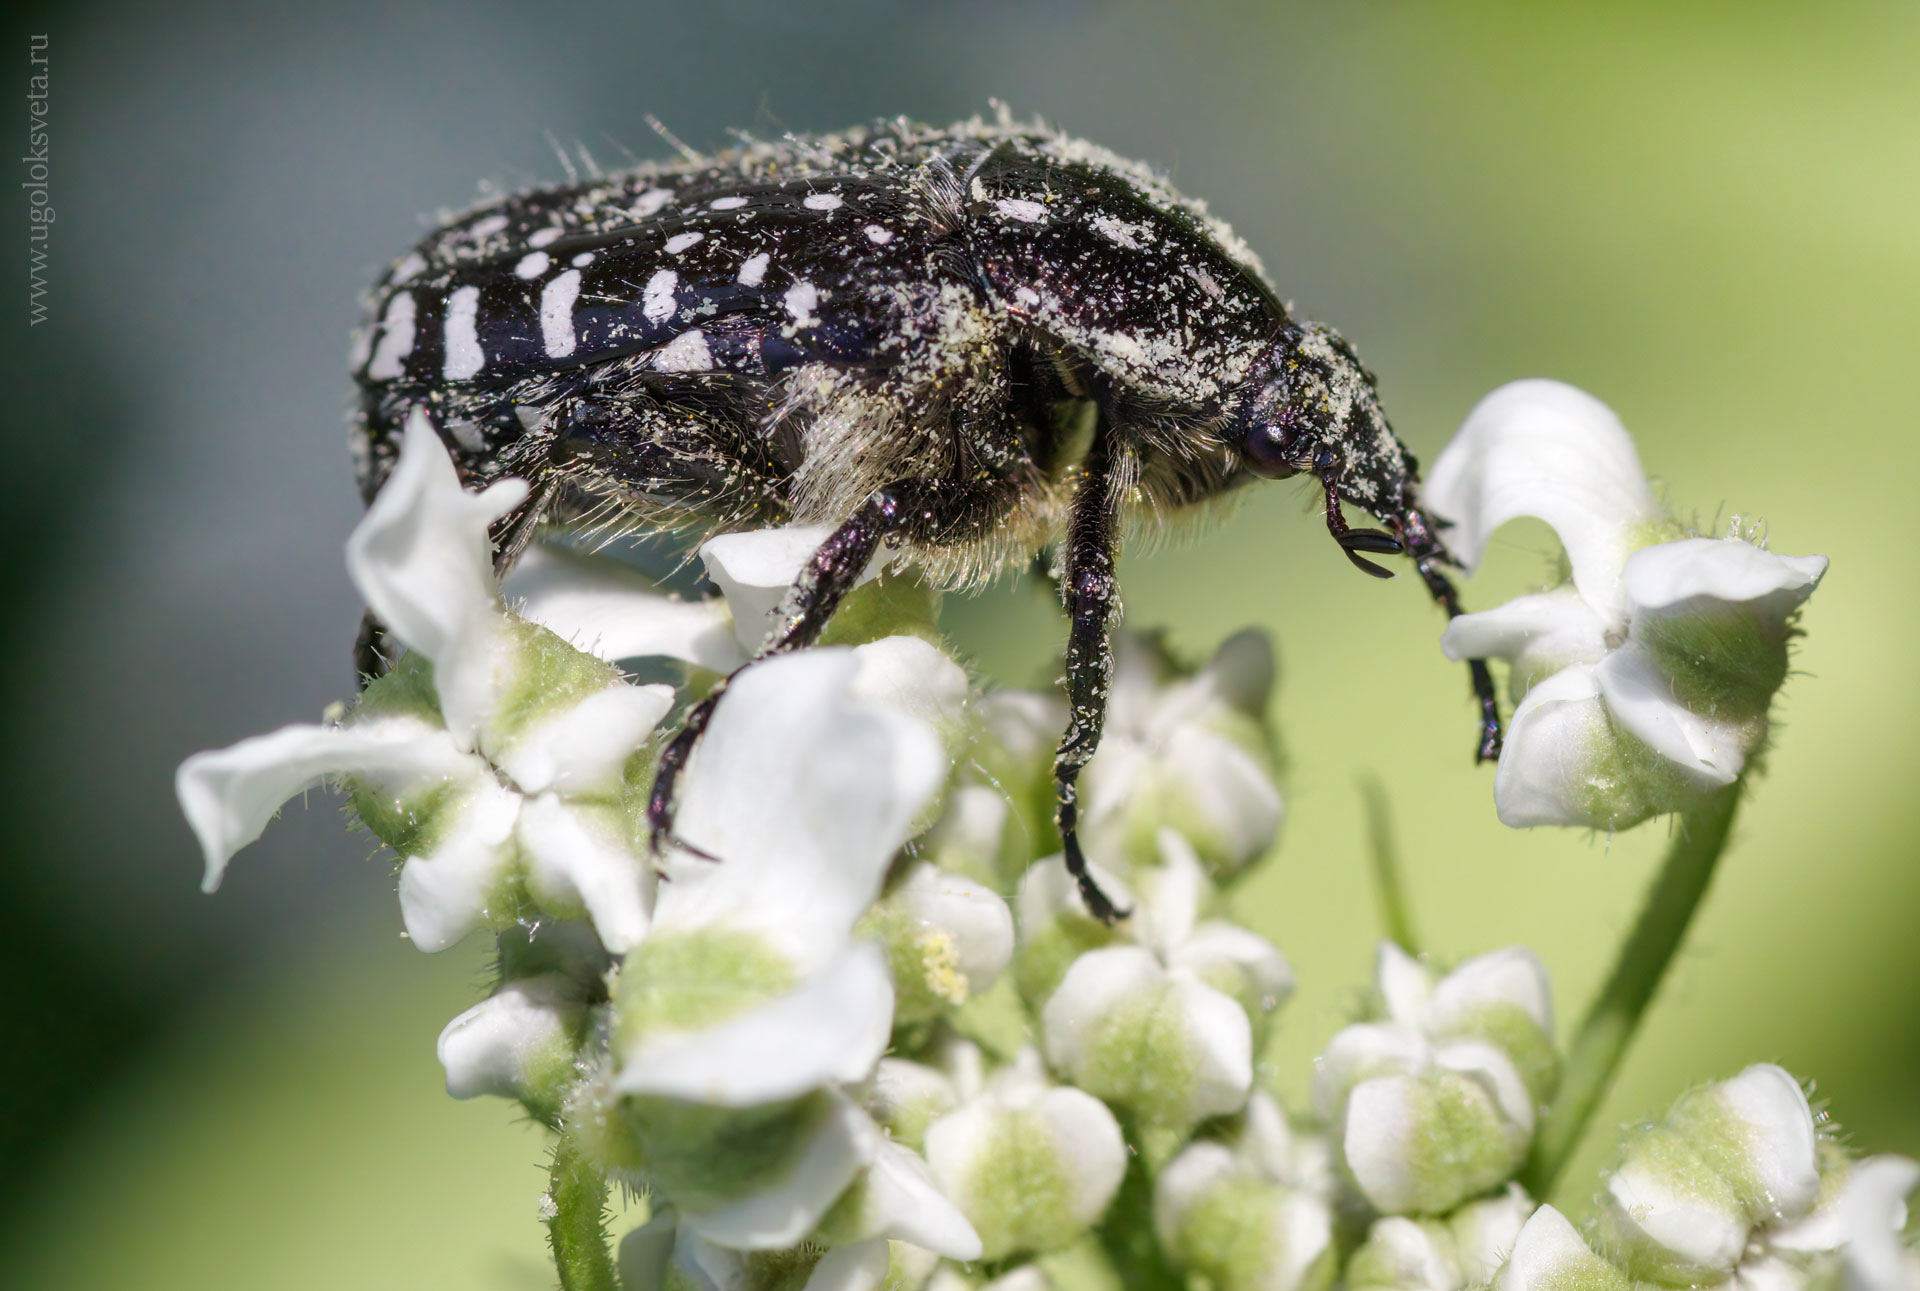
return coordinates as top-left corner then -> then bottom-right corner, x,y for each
646,473 -> 1021,856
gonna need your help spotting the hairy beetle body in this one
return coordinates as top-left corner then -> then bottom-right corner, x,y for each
351,115 -> 1498,921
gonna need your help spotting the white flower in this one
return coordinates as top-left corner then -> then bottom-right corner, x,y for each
607,647 -> 949,1249
1346,1186 -> 1534,1291
1492,1206 -> 1633,1291
1595,1063 -> 1848,1288
178,412 -> 667,953
1834,1156 -> 1920,1291
1038,830 -> 1293,1148
1311,943 -> 1557,1215
1153,1098 -> 1337,1291
1425,380 -> 1827,829
436,973 -> 583,1109
923,1048 -> 1128,1261
862,862 -> 1016,1023
1079,629 -> 1283,879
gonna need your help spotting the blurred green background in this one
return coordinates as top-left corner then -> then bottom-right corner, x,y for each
4,2 -> 1916,1286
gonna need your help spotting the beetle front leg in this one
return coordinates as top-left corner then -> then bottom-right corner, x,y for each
647,474 -> 1019,856
1052,438 -> 1130,925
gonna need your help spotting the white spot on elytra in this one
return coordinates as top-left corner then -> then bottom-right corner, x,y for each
864,225 -> 893,244
514,251 -> 550,279
527,227 -> 564,248
995,197 -> 1048,223
1014,285 -> 1041,307
803,193 -> 843,211
651,328 -> 712,372
366,291 -> 416,379
710,196 -> 748,211
1185,266 -> 1224,299
784,281 -> 821,327
630,188 -> 673,218
571,252 -> 594,267
467,214 -> 509,240
737,252 -> 770,287
443,286 -> 484,380
664,231 -> 705,254
643,269 -> 678,322
389,252 -> 427,285
540,270 -> 581,359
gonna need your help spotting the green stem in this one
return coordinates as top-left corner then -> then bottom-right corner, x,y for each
1521,782 -> 1743,1198
1357,773 -> 1419,956
547,1130 -> 618,1291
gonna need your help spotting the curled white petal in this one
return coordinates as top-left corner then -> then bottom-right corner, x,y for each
1133,829 -> 1209,955
1622,538 -> 1828,621
802,1241 -> 892,1291
1490,664 -> 1617,828
845,1139 -> 984,1259
665,650 -> 945,973
850,635 -> 971,746
1604,1155 -> 1750,1274
1424,379 -> 1658,626
494,683 -> 673,796
1311,1022 -> 1428,1123
1440,588 -> 1610,681
515,795 -> 654,953
924,1083 -> 1127,1250
436,973 -> 579,1099
1017,854 -> 1133,934
677,1090 -> 879,1250
395,778 -> 524,952
344,409 -> 525,663
1153,1142 -> 1239,1249
1713,1063 -> 1821,1221
1594,644 -> 1745,786
1174,922 -> 1295,1010
1433,1039 -> 1536,1136
615,942 -> 894,1104
177,717 -> 474,893
506,544 -> 745,671
700,525 -> 885,655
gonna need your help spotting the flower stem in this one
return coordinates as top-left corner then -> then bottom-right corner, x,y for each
1521,782 -> 1743,1198
547,1130 -> 618,1291
1358,773 -> 1419,956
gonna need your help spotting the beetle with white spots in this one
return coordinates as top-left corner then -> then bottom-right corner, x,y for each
350,113 -> 1504,922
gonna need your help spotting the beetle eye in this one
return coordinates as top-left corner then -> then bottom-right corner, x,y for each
1243,421 -> 1302,479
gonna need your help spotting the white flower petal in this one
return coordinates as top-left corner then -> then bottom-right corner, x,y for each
677,1090 -> 879,1250
1353,1217 -> 1458,1291
1311,1022 -> 1429,1123
804,1241 -> 892,1291
1201,627 -> 1277,717
1174,922 -> 1296,1012
344,409 -> 526,663
615,942 -> 894,1104
1594,643 -> 1746,786
1433,1039 -> 1536,1136
1440,589 -> 1610,684
435,973 -> 579,1100
1713,1063 -> 1822,1221
1424,380 -> 1659,626
1377,942 -> 1435,1026
1622,538 -> 1828,621
1238,1092 -> 1310,1187
849,636 -> 971,745
1017,854 -> 1134,934
494,683 -> 673,796
1153,1142 -> 1240,1249
1837,1156 -> 1920,1291
665,649 -> 945,972
701,525 -> 885,655
893,864 -> 1016,996
515,794 -> 654,953
1604,1154 -> 1750,1275
845,1140 -> 983,1259
1135,829 -> 1209,955
1427,947 -> 1555,1036
177,717 -> 473,892
1491,665 -> 1617,829
1494,1206 -> 1623,1291
1451,1185 -> 1536,1284
505,544 -> 745,671
1343,1067 -> 1529,1216
394,777 -> 524,952
616,1210 -> 679,1291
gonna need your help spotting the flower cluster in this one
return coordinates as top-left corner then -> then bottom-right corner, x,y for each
174,382 -> 1896,1291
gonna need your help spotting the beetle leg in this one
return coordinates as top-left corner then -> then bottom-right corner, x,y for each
1050,436 -> 1131,925
1319,473 -> 1402,579
646,472 -> 1023,859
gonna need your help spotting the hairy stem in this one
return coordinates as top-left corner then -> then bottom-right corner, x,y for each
547,1130 -> 618,1291
1358,773 -> 1419,956
1522,782 -> 1743,1197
